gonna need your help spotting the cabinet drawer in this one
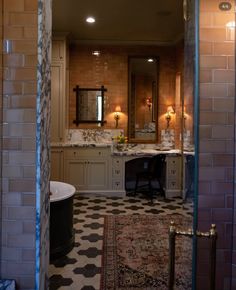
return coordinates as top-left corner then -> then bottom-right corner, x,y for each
168,168 -> 178,177
65,149 -> 80,159
167,157 -> 180,173
168,179 -> 180,189
168,157 -> 179,167
112,158 -> 122,168
112,180 -> 123,190
112,167 -> 122,177
65,148 -> 110,159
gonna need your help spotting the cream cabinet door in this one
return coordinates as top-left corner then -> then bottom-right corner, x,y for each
64,148 -> 112,191
64,159 -> 87,190
51,63 -> 64,142
64,159 -> 109,191
52,40 -> 65,61
87,159 -> 108,190
51,149 -> 64,181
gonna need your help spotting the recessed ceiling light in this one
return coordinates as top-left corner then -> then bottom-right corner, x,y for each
86,16 -> 95,23
147,58 -> 154,62
92,50 -> 100,56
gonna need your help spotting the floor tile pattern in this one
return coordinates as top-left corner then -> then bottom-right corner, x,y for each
49,194 -> 193,290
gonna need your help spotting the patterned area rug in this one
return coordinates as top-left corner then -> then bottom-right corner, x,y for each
101,214 -> 192,290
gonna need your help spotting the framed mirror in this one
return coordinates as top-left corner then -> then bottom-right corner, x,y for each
128,56 -> 159,143
73,85 -> 107,126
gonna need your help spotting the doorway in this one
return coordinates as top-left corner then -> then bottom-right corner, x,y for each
47,0 -> 199,289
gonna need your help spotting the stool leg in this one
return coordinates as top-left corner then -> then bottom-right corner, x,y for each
134,176 -> 139,195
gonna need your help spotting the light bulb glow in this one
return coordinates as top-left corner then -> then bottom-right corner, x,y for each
92,50 -> 100,56
226,21 -> 235,28
86,17 -> 95,23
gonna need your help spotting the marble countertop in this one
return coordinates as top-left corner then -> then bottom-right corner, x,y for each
112,148 -> 181,156
51,142 -> 112,148
51,142 -> 194,156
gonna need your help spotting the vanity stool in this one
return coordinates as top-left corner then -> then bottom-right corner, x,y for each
125,155 -> 166,200
134,154 -> 166,200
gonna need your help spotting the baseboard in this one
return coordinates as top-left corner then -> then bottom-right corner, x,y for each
77,190 -> 126,197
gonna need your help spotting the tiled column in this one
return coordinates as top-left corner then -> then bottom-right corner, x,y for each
1,0 -> 51,289
198,0 -> 235,289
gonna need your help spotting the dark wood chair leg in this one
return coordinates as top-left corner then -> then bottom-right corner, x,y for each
134,175 -> 139,195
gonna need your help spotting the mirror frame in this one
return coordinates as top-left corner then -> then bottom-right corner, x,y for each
128,55 -> 159,143
73,85 -> 107,126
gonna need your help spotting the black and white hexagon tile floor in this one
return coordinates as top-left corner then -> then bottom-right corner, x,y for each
49,193 -> 193,290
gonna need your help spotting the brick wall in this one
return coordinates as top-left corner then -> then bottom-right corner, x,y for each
1,0 -> 38,288
198,0 -> 235,289
69,44 -> 180,142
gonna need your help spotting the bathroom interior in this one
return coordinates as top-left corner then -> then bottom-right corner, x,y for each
49,0 -> 196,289
1,0 -> 236,289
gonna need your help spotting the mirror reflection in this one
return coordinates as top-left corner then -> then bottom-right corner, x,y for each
129,57 -> 158,142
73,86 -> 106,125
78,91 -> 102,121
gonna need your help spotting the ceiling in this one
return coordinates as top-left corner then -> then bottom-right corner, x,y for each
52,0 -> 184,45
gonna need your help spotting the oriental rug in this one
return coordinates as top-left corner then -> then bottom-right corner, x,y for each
101,214 -> 192,290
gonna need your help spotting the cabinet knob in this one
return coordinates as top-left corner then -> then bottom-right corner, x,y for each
98,151 -> 101,155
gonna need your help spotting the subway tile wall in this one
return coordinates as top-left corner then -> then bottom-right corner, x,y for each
1,0 -> 38,289
198,0 -> 235,289
2,0 -> 51,289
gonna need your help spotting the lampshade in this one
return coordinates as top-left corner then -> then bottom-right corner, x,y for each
167,106 -> 175,114
115,105 -> 121,112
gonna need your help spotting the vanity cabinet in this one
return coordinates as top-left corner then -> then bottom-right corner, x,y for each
111,157 -> 124,190
51,148 -> 64,181
51,38 -> 68,142
112,154 -> 183,197
165,156 -> 182,197
64,148 -> 111,191
50,145 -> 183,197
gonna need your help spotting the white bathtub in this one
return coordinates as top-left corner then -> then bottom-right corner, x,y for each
50,181 -> 76,202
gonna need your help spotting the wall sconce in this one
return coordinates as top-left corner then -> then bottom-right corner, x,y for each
114,105 -> 121,128
146,97 -> 152,110
166,105 -> 175,128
